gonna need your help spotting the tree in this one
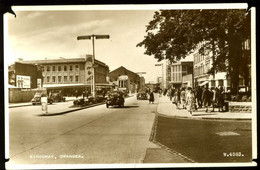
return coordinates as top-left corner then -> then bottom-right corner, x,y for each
137,9 -> 251,94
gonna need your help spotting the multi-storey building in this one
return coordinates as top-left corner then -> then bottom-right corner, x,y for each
193,39 -> 251,92
166,57 -> 193,89
19,55 -> 110,96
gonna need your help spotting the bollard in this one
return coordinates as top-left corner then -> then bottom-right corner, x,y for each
41,96 -> 48,114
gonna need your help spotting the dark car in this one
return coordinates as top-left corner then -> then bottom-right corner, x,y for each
31,92 -> 53,105
137,91 -> 148,100
106,91 -> 125,108
51,93 -> 66,102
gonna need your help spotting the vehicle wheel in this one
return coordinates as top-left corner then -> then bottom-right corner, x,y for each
49,101 -> 53,104
32,103 -> 35,105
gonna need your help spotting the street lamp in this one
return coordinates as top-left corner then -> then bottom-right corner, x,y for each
77,34 -> 110,100
155,63 -> 164,89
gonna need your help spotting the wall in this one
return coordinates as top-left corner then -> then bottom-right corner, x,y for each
9,89 -> 35,103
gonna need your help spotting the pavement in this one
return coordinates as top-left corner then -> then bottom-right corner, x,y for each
8,96 -> 78,108
157,95 -> 252,120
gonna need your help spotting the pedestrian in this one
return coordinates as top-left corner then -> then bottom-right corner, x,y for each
170,87 -> 175,101
211,87 -> 219,112
217,86 -> 225,112
209,87 -> 214,107
173,88 -> 180,109
195,85 -> 203,108
186,87 -> 196,115
149,91 -> 155,104
75,90 -> 78,98
202,85 -> 211,112
180,88 -> 186,109
82,90 -> 86,99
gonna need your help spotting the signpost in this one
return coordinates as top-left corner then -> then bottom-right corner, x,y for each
41,96 -> 48,114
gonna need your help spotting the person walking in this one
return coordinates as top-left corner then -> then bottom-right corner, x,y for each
173,88 -> 181,109
217,86 -> 225,112
211,87 -> 218,112
170,87 -> 175,101
186,87 -> 196,115
202,85 -> 211,112
195,85 -> 203,108
180,88 -> 186,109
149,91 -> 155,104
82,90 -> 86,99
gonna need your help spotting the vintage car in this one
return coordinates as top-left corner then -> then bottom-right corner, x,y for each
31,92 -> 53,105
51,93 -> 66,102
106,91 -> 125,108
137,91 -> 148,100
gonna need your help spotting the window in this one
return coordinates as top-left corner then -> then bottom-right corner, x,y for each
52,66 -> 56,71
75,75 -> 79,82
218,80 -> 224,86
47,76 -> 50,83
69,76 -> 73,82
64,66 -> 67,71
75,65 -> 79,71
58,66 -> 61,71
52,76 -> 56,83
42,66 -> 45,72
47,66 -> 50,71
58,76 -> 62,83
64,76 -> 67,82
70,65 -> 73,71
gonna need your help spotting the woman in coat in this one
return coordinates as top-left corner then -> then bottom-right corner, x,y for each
186,87 -> 196,115
149,91 -> 155,104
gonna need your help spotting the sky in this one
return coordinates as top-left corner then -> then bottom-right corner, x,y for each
5,8 -> 166,83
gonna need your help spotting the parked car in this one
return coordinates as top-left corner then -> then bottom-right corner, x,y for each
51,93 -> 66,102
31,92 -> 53,105
137,91 -> 148,100
73,96 -> 95,106
106,91 -> 125,108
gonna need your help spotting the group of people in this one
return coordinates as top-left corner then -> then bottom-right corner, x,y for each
166,85 -> 225,115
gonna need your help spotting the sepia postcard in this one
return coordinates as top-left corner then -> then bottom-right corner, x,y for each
4,4 -> 257,169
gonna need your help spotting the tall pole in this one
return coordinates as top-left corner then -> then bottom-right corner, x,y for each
77,34 -> 109,101
92,35 -> 96,99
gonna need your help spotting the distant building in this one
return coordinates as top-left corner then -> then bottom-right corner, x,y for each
8,62 -> 43,89
166,58 -> 193,89
108,66 -> 145,93
18,55 -> 110,96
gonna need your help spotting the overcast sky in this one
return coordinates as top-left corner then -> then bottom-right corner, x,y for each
6,8 -> 167,83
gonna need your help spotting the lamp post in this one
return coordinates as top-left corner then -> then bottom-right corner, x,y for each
77,34 -> 110,100
155,63 -> 164,89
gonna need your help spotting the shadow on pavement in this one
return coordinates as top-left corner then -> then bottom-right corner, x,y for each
107,105 -> 139,109
192,113 -> 217,116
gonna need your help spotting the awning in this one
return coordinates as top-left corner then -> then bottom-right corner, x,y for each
199,81 -> 209,86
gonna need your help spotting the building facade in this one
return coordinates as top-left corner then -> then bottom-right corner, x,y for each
8,62 -> 43,89
19,55 -> 110,96
166,59 -> 193,89
108,66 -> 145,93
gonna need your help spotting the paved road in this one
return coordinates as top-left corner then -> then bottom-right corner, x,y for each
8,96 -> 159,164
154,116 -> 252,163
